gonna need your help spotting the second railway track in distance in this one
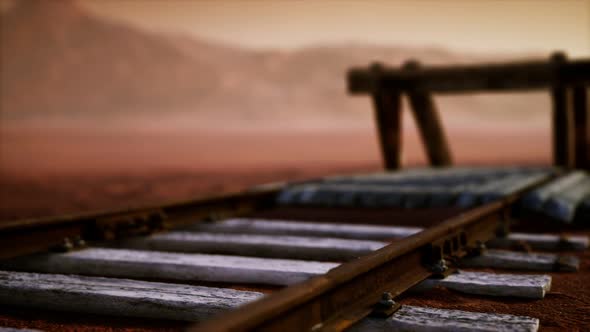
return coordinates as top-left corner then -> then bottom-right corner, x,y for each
0,166 -> 589,332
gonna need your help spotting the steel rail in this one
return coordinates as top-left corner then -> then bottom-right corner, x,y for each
0,184 -> 281,260
191,177 -> 544,332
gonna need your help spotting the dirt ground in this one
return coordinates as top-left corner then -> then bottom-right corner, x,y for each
0,123 -> 550,221
0,165 -> 380,222
0,131 -> 586,331
400,229 -> 590,332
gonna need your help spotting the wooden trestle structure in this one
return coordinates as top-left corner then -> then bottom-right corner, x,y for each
348,52 -> 590,170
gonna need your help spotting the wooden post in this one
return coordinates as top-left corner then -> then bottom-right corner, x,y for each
404,60 -> 453,167
573,85 -> 589,169
372,90 -> 403,170
550,52 -> 575,168
369,63 -> 402,170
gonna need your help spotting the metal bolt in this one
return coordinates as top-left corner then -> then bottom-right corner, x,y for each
73,235 -> 86,247
557,234 -> 573,250
310,323 -> 323,331
52,237 -> 74,252
378,292 -> 395,308
431,259 -> 448,274
370,292 -> 400,318
473,240 -> 487,255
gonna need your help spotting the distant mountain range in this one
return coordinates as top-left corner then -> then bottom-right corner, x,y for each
1,0 -> 547,122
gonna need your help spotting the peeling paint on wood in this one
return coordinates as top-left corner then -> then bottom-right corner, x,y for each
325,167 -> 551,186
460,249 -> 579,272
186,219 -> 588,252
413,271 -> 551,299
0,270 -> 262,322
489,233 -> 589,251
1,248 -> 338,286
543,178 -> 590,223
347,305 -> 539,332
522,171 -> 586,211
186,218 -> 422,240
114,232 -> 386,261
278,169 -> 550,208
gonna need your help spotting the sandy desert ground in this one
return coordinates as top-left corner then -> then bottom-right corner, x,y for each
0,122 -> 550,221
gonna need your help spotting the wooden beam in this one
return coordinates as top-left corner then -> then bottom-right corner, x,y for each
550,53 -> 576,167
404,61 -> 453,167
543,177 -> 590,223
188,218 -> 422,240
415,271 -> 552,299
117,232 -> 386,261
0,270 -> 262,322
406,91 -> 452,166
348,58 -> 590,94
521,171 -> 586,210
348,305 -> 539,332
460,249 -> 579,272
191,218 -> 588,251
2,248 -> 338,286
370,64 -> 403,170
573,85 -> 589,169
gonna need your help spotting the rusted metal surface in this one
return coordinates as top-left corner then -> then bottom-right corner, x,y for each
0,186 -> 280,260
191,204 -> 511,331
192,174 -> 550,332
0,168 -> 555,331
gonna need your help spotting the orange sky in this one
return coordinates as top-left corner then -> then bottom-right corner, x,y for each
78,0 -> 590,56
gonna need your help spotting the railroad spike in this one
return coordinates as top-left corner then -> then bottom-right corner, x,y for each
467,240 -> 487,256
370,292 -> 401,318
50,237 -> 74,253
429,259 -> 449,278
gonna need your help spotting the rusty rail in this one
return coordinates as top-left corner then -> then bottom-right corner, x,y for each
0,166 -> 553,331
192,177 -> 545,332
0,185 -> 281,260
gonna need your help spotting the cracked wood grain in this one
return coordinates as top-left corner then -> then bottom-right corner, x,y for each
0,270 -> 262,322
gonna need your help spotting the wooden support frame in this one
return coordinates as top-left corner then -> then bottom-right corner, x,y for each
349,53 -> 590,170
573,85 -> 589,169
372,91 -> 403,169
550,84 -> 575,167
550,53 -> 576,168
369,64 -> 403,170
404,60 -> 453,167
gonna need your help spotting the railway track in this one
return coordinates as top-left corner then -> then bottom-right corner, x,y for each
0,166 -> 589,331
1,55 -> 588,331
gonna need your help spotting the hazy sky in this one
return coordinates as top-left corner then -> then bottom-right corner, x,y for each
78,0 -> 590,57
